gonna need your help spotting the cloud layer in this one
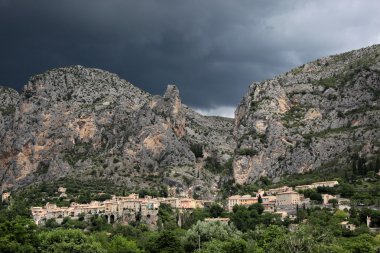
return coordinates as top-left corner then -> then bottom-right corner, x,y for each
1,0 -> 380,114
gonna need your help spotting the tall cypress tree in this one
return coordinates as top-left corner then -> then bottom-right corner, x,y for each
357,157 -> 366,175
352,160 -> 358,175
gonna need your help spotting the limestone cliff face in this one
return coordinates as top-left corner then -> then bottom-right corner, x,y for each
0,66 -> 235,197
0,86 -> 19,136
2,44 -> 380,192
233,44 -> 380,184
0,86 -> 20,179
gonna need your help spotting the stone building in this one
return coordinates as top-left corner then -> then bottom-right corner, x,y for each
311,181 -> 339,188
32,194 -> 158,227
261,195 -> 277,212
180,198 -> 197,209
284,181 -> 339,193
31,193 -> 205,229
227,195 -> 258,211
158,197 -> 181,209
276,191 -> 301,207
322,194 -> 336,205
294,185 -> 313,191
266,186 -> 292,195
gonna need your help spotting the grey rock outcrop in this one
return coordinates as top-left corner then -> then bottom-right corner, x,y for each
0,66 -> 235,197
233,44 -> 380,184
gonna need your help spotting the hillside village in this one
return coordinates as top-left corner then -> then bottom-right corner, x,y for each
2,1 -> 380,251
26,180 -> 349,228
1,43 -> 380,252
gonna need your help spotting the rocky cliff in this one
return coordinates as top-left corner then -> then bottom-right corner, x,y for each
233,44 -> 380,184
0,66 -> 235,197
1,44 -> 380,194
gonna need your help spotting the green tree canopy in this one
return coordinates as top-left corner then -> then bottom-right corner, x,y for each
109,236 -> 143,253
183,220 -> 241,252
38,229 -> 105,253
146,230 -> 184,253
0,216 -> 39,253
209,204 -> 224,218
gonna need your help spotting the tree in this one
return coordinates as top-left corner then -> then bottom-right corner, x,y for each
258,195 -> 263,204
352,160 -> 358,175
376,156 -> 380,172
146,230 -> 184,253
316,186 -> 337,195
109,236 -> 142,253
138,189 -> 150,198
222,238 -> 247,253
62,217 -> 87,229
296,205 -> 308,223
268,225 -> 332,253
204,156 -> 222,173
77,193 -> 91,204
359,208 -> 380,227
209,204 -> 224,218
38,229 -> 105,253
158,203 -> 177,230
328,199 -> 338,208
246,225 -> 287,249
183,208 -> 210,229
309,192 -> 323,203
183,220 -> 241,252
230,204 -> 268,231
248,203 -> 264,215
198,239 -> 225,253
200,238 -> 249,253
112,224 -> 143,238
318,244 -> 349,253
259,212 -> 282,227
0,237 -> 37,253
340,234 -> 378,253
0,216 -> 39,252
230,206 -> 252,232
357,157 -> 367,176
95,193 -> 112,202
45,218 -> 60,229
339,184 -> 355,198
89,215 -> 110,232
259,176 -> 271,186
334,210 -> 348,220
190,143 -> 204,158
159,185 -> 168,198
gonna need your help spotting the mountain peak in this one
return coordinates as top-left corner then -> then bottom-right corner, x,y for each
164,84 -> 180,101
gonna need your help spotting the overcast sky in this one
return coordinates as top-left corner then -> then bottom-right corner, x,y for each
1,0 -> 380,117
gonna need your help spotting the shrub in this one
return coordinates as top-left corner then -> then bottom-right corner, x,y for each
190,143 -> 203,158
236,148 -> 257,156
204,157 -> 222,173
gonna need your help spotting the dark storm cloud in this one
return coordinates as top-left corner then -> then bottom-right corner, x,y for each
1,0 -> 380,116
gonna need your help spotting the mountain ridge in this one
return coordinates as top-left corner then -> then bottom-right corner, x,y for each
233,44 -> 380,184
0,66 -> 235,198
1,44 -> 380,197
